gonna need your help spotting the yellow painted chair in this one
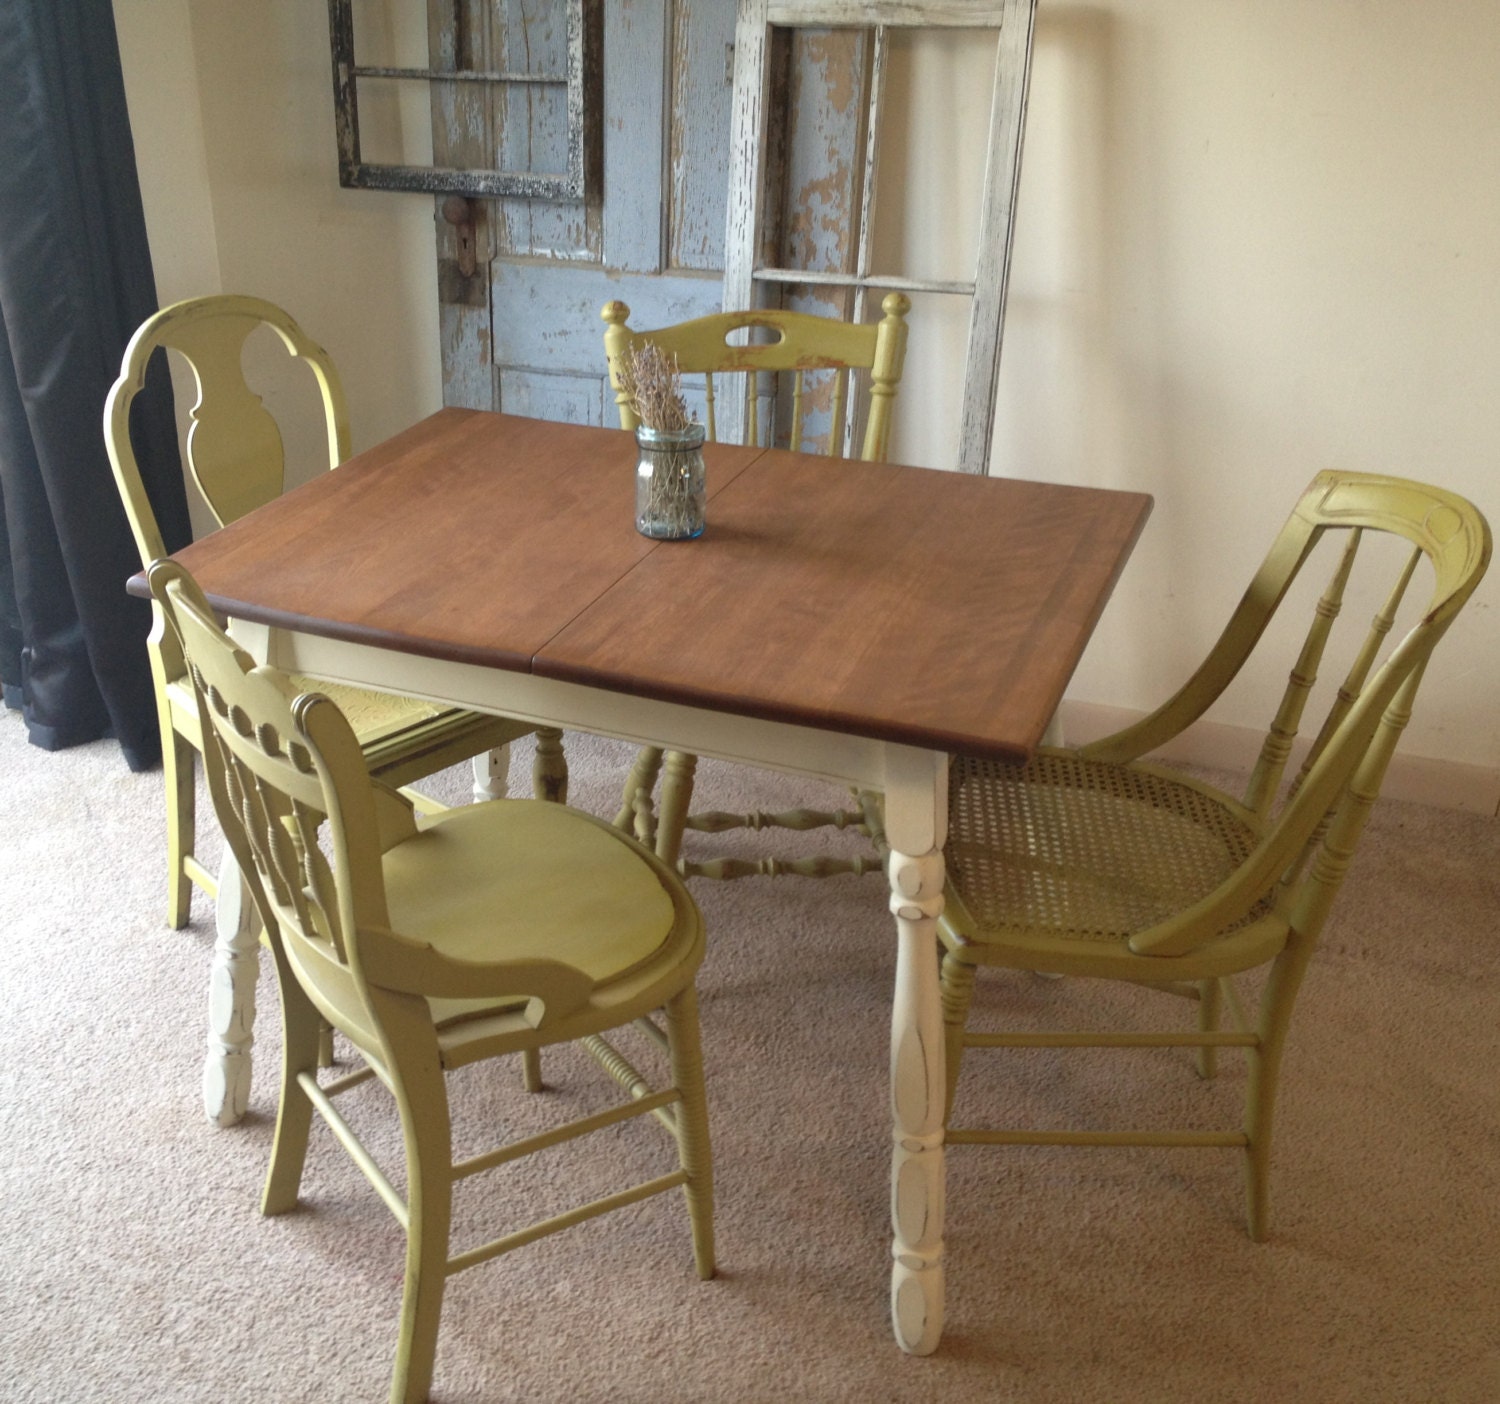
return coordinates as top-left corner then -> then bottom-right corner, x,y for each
150,558 -> 714,1404
938,470 -> 1490,1243
106,294 -> 564,928
601,295 -> 910,879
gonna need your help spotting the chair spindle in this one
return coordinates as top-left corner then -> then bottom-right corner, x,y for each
1244,529 -> 1362,815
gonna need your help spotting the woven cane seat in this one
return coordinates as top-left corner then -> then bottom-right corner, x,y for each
946,751 -> 1269,943
300,679 -> 443,736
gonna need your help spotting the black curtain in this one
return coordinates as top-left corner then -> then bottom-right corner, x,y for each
0,0 -> 191,770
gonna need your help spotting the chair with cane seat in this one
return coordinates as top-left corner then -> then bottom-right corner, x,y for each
601,295 -> 909,880
937,470 -> 1489,1244
149,557 -> 714,1404
105,294 -> 564,928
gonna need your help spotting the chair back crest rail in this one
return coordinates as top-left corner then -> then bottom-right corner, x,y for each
1077,471 -> 1490,959
106,294 -> 349,565
601,293 -> 909,461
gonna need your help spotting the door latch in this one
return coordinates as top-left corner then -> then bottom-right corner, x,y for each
442,195 -> 478,278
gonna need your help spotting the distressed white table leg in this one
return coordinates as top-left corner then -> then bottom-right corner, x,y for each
883,748 -> 949,1355
471,744 -> 511,801
204,851 -> 258,1126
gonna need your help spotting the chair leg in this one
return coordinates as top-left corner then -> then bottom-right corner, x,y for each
380,996 -> 455,1404
471,744 -> 510,801
656,751 -> 699,869
1242,937 -> 1315,1242
938,952 -> 978,1123
615,746 -> 664,832
164,727 -> 197,929
391,1146 -> 453,1404
261,956 -> 322,1216
665,985 -> 715,1280
1196,977 -> 1223,1081
532,726 -> 568,803
521,1047 -> 543,1093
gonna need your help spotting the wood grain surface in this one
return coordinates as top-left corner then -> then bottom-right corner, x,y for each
139,410 -> 1150,761
540,447 -> 1151,758
154,410 -> 760,669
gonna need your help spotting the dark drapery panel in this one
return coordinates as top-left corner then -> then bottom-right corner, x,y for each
0,0 -> 191,769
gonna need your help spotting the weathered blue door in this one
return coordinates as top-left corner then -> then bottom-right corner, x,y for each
432,1 -> 738,424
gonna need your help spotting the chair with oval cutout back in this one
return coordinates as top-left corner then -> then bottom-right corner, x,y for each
935,470 -> 1490,1255
105,294 -> 567,930
149,556 -> 714,1404
600,294 -> 910,880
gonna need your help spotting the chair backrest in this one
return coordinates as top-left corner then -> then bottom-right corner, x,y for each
146,559 -> 594,1036
1082,471 -> 1490,957
601,294 -> 910,462
105,295 -> 350,570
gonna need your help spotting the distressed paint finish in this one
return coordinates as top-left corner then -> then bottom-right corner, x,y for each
334,0 -> 597,199
497,366 -> 605,425
434,0 -> 738,422
725,0 -> 1036,474
955,0 -> 1035,477
780,28 -> 865,309
603,0 -> 669,272
432,0 -> 499,408
667,0 -> 738,272
494,0 -> 600,260
490,262 -> 722,427
777,28 -> 870,449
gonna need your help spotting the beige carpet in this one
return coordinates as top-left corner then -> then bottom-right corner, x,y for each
2,708 -> 1497,1403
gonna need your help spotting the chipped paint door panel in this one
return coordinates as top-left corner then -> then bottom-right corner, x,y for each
434,0 -> 735,423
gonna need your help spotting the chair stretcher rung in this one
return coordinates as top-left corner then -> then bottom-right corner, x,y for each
451,1088 -> 680,1181
634,1015 -> 668,1053
964,1031 -> 1259,1049
580,1033 -> 679,1133
446,1169 -> 690,1275
947,1129 -> 1250,1148
298,1071 -> 408,1228
318,1064 -> 377,1097
183,856 -> 218,898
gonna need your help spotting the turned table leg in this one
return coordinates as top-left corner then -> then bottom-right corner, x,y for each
203,851 -> 258,1126
882,749 -> 948,1354
471,744 -> 511,800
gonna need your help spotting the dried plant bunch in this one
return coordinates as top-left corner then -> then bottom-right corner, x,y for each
621,341 -> 694,432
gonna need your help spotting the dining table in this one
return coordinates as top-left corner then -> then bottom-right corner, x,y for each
141,407 -> 1151,1355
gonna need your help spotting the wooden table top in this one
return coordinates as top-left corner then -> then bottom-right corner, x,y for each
151,409 -> 1152,762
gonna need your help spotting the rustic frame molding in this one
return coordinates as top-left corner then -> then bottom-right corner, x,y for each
327,0 -> 598,200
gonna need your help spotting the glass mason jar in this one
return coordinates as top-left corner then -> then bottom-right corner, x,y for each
634,423 -> 706,540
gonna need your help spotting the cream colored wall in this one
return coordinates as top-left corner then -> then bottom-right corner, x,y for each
883,1 -> 1498,788
113,0 -> 1496,787
113,0 -> 442,459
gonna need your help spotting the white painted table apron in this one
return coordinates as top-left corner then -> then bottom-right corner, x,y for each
210,619 -> 951,1355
